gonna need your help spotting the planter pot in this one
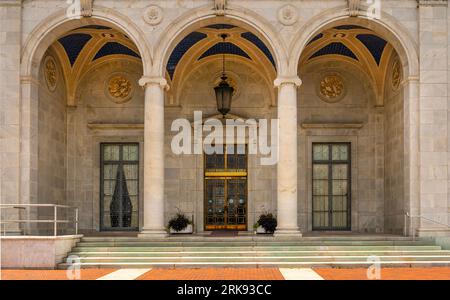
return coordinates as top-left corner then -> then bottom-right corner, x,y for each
255,225 -> 275,234
169,224 -> 193,234
256,225 -> 266,234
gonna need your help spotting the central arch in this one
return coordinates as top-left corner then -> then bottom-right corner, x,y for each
153,4 -> 288,78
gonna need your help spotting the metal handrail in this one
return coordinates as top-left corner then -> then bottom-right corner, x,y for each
0,204 -> 78,236
405,212 -> 450,240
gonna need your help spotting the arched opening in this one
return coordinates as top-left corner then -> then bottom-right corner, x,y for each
297,22 -> 410,234
162,20 -> 278,232
28,22 -> 145,234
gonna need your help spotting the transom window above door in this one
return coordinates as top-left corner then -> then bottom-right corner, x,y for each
204,144 -> 247,174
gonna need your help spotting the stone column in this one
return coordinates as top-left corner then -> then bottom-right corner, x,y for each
416,2 -> 450,237
274,77 -> 303,238
1,0 -> 23,234
138,77 -> 168,238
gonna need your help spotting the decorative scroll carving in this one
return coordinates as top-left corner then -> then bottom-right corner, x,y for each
143,5 -> 163,26
278,4 -> 299,26
214,0 -> 227,16
44,56 -> 57,92
106,74 -> 133,103
318,74 -> 346,103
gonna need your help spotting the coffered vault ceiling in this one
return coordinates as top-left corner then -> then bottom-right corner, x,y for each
48,24 -> 393,107
303,25 -> 389,68
56,26 -> 141,67
49,26 -> 142,107
301,25 -> 395,105
166,24 -> 277,81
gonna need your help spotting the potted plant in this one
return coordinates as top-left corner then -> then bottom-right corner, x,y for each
168,210 -> 193,234
254,213 -> 277,234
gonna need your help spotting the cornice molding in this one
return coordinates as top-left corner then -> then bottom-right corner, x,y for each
417,0 -> 448,6
0,0 -> 21,7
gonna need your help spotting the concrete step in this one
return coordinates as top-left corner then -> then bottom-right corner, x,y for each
72,255 -> 450,263
71,245 -> 443,252
57,260 -> 450,269
61,236 -> 447,269
75,240 -> 435,247
68,250 -> 450,257
80,236 -> 425,242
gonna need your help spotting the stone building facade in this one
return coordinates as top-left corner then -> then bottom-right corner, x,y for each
1,0 -> 449,238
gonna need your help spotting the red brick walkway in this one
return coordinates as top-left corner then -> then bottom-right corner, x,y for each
137,268 -> 284,280
314,267 -> 450,280
0,269 -> 115,280
2,267 -> 450,280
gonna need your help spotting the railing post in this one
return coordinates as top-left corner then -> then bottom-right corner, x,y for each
404,213 -> 407,237
54,206 -> 58,236
75,208 -> 79,235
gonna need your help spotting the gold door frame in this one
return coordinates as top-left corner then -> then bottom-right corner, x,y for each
204,145 -> 248,231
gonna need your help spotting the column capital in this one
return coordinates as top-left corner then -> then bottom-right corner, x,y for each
274,76 -> 302,88
139,76 -> 170,91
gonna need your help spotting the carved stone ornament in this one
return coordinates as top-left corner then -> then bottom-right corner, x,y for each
392,58 -> 402,91
278,4 -> 298,26
106,74 -> 134,103
143,5 -> 163,26
214,0 -> 227,16
80,0 -> 93,17
44,56 -> 58,92
318,74 -> 346,103
348,0 -> 361,17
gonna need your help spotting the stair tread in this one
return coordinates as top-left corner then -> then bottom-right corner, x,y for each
59,237 -> 449,269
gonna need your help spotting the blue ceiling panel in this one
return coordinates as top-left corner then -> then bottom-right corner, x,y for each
241,32 -> 276,69
198,42 -> 251,60
307,33 -> 324,45
205,24 -> 237,30
356,34 -> 387,65
166,31 -> 207,79
334,25 -> 367,30
309,42 -> 358,61
93,42 -> 141,60
58,33 -> 92,66
78,25 -> 112,30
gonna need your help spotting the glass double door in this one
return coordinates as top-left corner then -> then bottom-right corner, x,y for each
204,145 -> 247,231
312,143 -> 351,231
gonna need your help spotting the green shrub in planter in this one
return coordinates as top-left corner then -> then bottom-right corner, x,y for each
168,213 -> 192,232
256,213 -> 277,233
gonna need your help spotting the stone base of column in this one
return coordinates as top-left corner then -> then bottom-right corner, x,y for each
138,228 -> 168,239
273,228 -> 303,239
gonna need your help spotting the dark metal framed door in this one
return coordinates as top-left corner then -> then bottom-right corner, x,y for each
100,143 -> 139,231
204,145 -> 248,231
312,143 -> 351,231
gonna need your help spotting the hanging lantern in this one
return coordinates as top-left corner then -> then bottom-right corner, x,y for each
214,33 -> 234,117
215,75 -> 234,116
